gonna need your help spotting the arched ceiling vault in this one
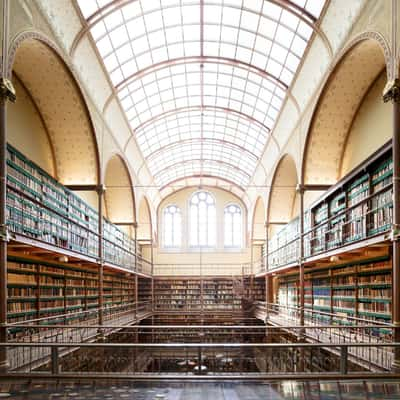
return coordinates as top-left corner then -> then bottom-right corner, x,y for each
303,38 -> 388,185
10,37 -> 99,185
75,0 -> 327,191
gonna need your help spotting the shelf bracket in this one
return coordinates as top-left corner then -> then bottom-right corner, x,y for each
390,225 -> 400,241
0,224 -> 10,242
383,79 -> 400,103
0,78 -> 16,103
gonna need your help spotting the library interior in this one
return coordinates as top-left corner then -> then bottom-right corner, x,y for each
2,0 -> 400,398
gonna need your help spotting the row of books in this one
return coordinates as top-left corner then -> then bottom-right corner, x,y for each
7,259 -> 138,326
6,145 -> 139,268
268,148 -> 394,270
277,259 -> 392,325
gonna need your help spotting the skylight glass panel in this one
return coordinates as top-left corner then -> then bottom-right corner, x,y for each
77,0 -> 326,188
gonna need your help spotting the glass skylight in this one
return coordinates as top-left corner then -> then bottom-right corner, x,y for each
77,0 -> 326,188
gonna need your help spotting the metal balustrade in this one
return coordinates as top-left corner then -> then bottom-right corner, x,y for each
0,341 -> 398,378
6,184 -> 152,274
257,185 -> 393,273
153,263 -> 252,276
5,322 -> 396,372
6,301 -> 153,370
253,302 -> 394,370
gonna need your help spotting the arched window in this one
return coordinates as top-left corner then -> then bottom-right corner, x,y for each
163,205 -> 181,247
189,191 -> 216,247
224,204 -> 242,247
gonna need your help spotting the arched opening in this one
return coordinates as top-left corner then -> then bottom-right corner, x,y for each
267,154 -> 299,238
302,37 -> 388,205
104,154 -> 136,238
9,36 -> 100,185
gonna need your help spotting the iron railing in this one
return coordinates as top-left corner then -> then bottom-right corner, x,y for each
153,263 -> 252,276
5,322 -> 396,371
1,341 -> 398,377
257,185 -> 392,273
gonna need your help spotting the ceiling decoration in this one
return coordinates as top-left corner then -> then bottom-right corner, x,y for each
77,0 -> 326,188
304,39 -> 386,185
13,39 -> 98,185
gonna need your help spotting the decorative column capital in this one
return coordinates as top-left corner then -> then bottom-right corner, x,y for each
96,184 -> 106,195
295,183 -> 305,194
383,79 -> 400,103
0,78 -> 16,103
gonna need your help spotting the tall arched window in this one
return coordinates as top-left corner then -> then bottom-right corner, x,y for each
163,205 -> 181,247
190,191 -> 216,247
224,204 -> 242,248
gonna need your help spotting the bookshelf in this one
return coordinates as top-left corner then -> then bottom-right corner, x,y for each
276,257 -> 392,328
138,277 -> 153,307
203,278 -> 242,311
328,192 -> 345,249
277,274 -> 298,319
253,277 -> 266,302
369,157 -> 393,235
312,203 -> 328,254
7,257 -> 138,332
267,142 -> 393,271
154,279 -> 201,311
6,144 -> 139,270
153,277 -> 244,312
345,173 -> 369,243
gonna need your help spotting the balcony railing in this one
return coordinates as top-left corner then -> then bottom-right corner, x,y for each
1,341 -> 398,378
257,184 -> 392,273
6,322 -> 395,372
6,185 -> 153,274
6,301 -> 153,370
253,301 -> 394,370
153,263 -> 251,276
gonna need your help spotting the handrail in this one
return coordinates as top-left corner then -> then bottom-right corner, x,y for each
1,342 -> 399,348
1,341 -> 396,375
7,323 -> 394,330
261,184 -> 393,272
258,302 -> 393,327
7,184 -> 153,271
7,301 -> 146,326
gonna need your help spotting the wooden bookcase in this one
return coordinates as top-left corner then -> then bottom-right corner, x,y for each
153,277 -> 244,312
276,256 -> 392,328
7,256 -> 137,336
252,277 -> 266,302
6,144 -> 137,269
138,277 -> 153,305
268,141 -> 393,269
154,278 -> 201,311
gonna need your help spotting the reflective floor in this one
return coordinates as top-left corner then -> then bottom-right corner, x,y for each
0,380 -> 400,399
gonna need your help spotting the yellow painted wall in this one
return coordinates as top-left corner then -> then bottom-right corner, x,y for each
72,190 -> 99,211
8,77 -> 55,176
153,187 -> 252,268
301,72 -> 389,211
138,197 -> 152,241
9,77 -> 100,213
340,72 -> 390,177
253,198 -> 266,241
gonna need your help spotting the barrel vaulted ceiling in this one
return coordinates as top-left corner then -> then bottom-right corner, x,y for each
76,0 -> 326,190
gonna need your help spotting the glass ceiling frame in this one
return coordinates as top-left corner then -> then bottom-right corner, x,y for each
76,0 -> 326,189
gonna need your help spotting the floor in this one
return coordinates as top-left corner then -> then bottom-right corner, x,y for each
0,380 -> 400,399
